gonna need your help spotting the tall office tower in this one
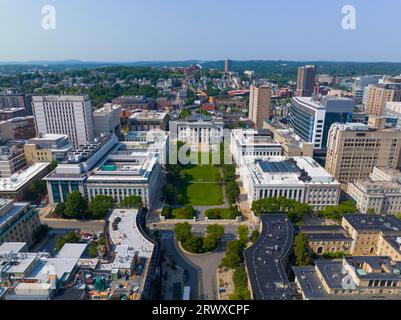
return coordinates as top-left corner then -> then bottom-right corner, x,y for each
32,95 -> 94,148
296,65 -> 316,97
325,117 -> 401,183
224,59 -> 232,73
365,84 -> 401,116
353,75 -> 381,99
249,85 -> 272,129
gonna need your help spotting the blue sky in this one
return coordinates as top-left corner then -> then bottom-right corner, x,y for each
1,0 -> 401,62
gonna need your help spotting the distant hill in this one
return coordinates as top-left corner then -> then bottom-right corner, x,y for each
2,60 -> 401,78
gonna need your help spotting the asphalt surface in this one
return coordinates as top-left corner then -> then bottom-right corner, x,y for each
161,231 -> 201,300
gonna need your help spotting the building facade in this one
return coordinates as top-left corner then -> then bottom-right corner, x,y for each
325,119 -> 401,183
0,200 -> 41,246
288,97 -> 354,150
93,103 -> 122,138
170,116 -> 224,146
249,85 -> 271,129
240,156 -> 340,210
296,65 -> 316,97
0,116 -> 36,140
32,95 -> 94,148
0,144 -> 26,178
347,167 -> 401,215
128,111 -> 168,132
365,84 -> 401,116
24,134 -> 71,165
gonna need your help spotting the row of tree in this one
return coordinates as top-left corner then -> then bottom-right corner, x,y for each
251,197 -> 312,223
174,223 -> 224,254
53,191 -> 143,220
219,225 -> 253,300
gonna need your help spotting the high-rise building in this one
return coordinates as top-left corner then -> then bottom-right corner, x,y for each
364,84 -> 401,116
325,117 -> 401,183
224,59 -> 232,73
288,97 -> 354,150
296,65 -> 316,97
353,75 -> 381,99
32,95 -> 94,148
249,85 -> 272,129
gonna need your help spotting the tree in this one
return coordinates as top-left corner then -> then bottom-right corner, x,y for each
56,231 -> 80,252
64,191 -> 88,219
50,160 -> 58,171
203,224 -> 224,252
220,240 -> 245,269
88,243 -> 99,258
293,234 -> 312,266
251,230 -> 260,243
89,195 -> 115,219
120,195 -> 143,209
251,197 -> 311,223
174,223 -> 192,243
24,184 -> 39,202
33,224 -> 49,242
183,236 -> 204,254
367,208 -> 376,215
162,184 -> 177,204
238,225 -> 249,243
318,201 -> 357,221
229,266 -> 251,300
53,202 -> 66,217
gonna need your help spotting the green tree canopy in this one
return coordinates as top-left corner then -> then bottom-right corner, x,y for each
120,195 -> 143,209
293,233 -> 312,266
251,197 -> 312,222
89,195 -> 115,219
64,191 -> 88,219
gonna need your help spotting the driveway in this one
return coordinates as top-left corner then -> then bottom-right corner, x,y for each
178,241 -> 226,300
161,231 -> 201,300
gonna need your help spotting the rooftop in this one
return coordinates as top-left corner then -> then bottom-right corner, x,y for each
246,156 -> 338,186
108,209 -> 154,259
244,214 -> 294,300
0,162 -> 50,192
343,214 -> 401,233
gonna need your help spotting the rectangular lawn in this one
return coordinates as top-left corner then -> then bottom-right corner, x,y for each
178,183 -> 224,206
181,165 -> 221,183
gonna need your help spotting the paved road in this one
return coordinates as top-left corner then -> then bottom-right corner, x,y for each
42,219 -> 104,234
161,231 -> 201,300
180,241 -> 226,300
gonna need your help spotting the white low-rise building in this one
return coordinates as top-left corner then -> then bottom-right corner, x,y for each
230,128 -> 282,165
170,115 -> 224,146
240,156 -> 340,210
45,133 -> 166,208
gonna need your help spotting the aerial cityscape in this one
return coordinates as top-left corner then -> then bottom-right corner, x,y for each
2,1 -> 401,311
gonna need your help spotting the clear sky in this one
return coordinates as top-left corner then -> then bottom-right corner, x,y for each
1,0 -> 401,62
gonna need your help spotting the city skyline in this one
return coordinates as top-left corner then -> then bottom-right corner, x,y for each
1,0 -> 401,62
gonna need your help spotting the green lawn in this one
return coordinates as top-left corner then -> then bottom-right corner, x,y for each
178,183 -> 224,206
205,208 -> 241,220
186,151 -> 221,165
181,165 -> 221,183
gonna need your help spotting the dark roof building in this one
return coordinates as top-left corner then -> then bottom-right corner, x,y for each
244,214 -> 294,300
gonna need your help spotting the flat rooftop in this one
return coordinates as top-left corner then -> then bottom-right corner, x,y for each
343,214 -> 401,232
0,162 -> 50,192
129,111 -> 167,120
108,209 -> 154,259
244,214 -> 294,300
0,203 -> 31,231
247,156 -> 338,186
